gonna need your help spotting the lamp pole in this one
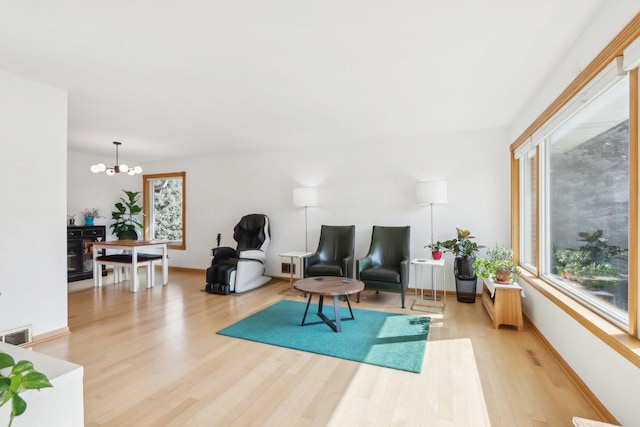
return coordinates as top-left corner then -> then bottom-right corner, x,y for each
304,205 -> 309,252
430,203 -> 435,247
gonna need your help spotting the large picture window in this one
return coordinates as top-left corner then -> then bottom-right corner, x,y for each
512,16 -> 640,358
544,75 -> 630,326
143,172 -> 186,250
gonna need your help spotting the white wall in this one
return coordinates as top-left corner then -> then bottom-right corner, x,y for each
0,70 -> 68,337
510,3 -> 640,426
510,1 -> 640,141
67,151 -> 143,231
68,127 -> 511,293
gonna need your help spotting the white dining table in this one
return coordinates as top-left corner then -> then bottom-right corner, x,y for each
92,240 -> 169,292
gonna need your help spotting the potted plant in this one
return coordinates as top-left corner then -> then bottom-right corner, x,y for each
473,245 -> 521,284
425,241 -> 444,260
0,351 -> 52,427
576,263 -> 618,290
81,208 -> 103,226
442,228 -> 485,279
110,190 -> 143,240
552,230 -> 626,286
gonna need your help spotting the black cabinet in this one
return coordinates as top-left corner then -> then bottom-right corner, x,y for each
67,226 -> 107,282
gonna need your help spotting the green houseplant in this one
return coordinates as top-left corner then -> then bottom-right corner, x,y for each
552,230 -> 626,289
0,352 -> 52,427
442,228 -> 485,279
110,190 -> 143,240
473,245 -> 521,284
424,241 -> 445,260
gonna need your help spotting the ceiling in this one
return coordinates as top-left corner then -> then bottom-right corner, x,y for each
0,0 -> 606,162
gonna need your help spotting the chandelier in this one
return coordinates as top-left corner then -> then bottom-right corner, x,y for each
90,141 -> 143,176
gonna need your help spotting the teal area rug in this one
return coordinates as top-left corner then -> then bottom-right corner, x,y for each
217,300 -> 430,373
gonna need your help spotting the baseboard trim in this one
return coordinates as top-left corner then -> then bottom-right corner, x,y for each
408,287 -> 482,298
272,275 -> 296,282
166,266 -> 205,274
26,327 -> 71,347
524,315 -> 618,424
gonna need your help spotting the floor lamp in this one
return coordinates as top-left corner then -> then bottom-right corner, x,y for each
416,180 -> 448,248
416,180 -> 448,303
293,187 -> 319,252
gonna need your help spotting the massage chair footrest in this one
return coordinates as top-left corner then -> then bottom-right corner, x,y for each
205,282 -> 231,295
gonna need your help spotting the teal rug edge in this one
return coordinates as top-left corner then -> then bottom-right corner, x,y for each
217,300 -> 430,373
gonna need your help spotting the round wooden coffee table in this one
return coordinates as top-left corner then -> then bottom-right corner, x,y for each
293,276 -> 365,332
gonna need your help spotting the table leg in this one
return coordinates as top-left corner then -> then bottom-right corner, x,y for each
289,256 -> 294,289
411,264 -> 445,313
345,294 -> 355,319
332,296 -> 342,332
162,245 -> 168,285
146,263 -> 152,288
93,249 -> 99,287
301,294 -> 313,326
131,248 -> 139,293
279,256 -> 302,296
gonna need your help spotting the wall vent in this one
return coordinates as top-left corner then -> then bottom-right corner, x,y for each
281,263 -> 296,274
0,325 -> 32,346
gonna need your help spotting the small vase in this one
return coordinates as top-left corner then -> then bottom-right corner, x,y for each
85,216 -> 95,226
432,251 -> 442,260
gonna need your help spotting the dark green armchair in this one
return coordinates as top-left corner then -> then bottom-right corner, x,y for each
356,226 -> 410,308
304,225 -> 355,278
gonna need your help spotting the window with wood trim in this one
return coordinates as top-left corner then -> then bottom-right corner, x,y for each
143,172 -> 186,250
520,148 -> 537,272
545,75 -> 630,326
512,17 -> 640,334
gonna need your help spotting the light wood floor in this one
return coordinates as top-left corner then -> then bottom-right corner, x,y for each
32,270 -> 603,426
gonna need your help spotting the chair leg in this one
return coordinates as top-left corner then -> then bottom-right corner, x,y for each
356,292 -> 360,303
401,292 -> 405,309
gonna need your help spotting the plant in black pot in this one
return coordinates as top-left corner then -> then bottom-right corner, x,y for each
110,190 -> 143,240
442,228 -> 484,278
442,228 -> 485,302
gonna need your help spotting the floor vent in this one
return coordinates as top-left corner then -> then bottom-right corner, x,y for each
526,349 -> 542,367
0,325 -> 32,346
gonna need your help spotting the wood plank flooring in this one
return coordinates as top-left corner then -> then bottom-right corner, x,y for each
31,270 -> 604,426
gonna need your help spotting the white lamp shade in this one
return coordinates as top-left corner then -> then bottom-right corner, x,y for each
293,187 -> 319,207
416,180 -> 448,205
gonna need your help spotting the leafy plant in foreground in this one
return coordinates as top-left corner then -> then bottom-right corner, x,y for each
0,352 -> 52,427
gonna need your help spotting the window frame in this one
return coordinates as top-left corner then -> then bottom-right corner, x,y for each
519,147 -> 538,274
143,171 -> 187,250
546,74 -> 630,328
510,15 -> 640,342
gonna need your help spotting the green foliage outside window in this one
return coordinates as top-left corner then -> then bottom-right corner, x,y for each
152,178 -> 183,241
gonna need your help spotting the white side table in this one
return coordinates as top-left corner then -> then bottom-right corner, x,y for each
278,251 -> 313,295
411,258 -> 446,313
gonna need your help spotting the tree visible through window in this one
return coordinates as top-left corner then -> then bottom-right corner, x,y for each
143,172 -> 186,250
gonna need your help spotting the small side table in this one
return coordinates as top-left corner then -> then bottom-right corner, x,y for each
411,258 -> 446,313
278,251 -> 313,296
